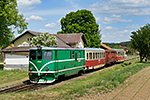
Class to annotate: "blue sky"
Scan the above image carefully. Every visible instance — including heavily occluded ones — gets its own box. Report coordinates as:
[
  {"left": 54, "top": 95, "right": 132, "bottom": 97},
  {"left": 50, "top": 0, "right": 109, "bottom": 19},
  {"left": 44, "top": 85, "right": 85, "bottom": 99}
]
[{"left": 16, "top": 0, "right": 150, "bottom": 43}]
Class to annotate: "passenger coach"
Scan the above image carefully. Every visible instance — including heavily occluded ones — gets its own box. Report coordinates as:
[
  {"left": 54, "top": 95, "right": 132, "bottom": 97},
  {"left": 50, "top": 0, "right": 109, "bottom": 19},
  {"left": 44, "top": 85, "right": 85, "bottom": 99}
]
[
  {"left": 84, "top": 48, "right": 105, "bottom": 70},
  {"left": 29, "top": 47, "right": 85, "bottom": 83},
  {"left": 112, "top": 49, "right": 125, "bottom": 62}
]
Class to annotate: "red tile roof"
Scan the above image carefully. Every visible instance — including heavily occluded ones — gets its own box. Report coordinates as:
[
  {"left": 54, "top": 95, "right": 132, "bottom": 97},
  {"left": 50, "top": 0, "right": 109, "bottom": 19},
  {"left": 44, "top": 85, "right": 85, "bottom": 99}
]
[{"left": 100, "top": 43, "right": 112, "bottom": 50}]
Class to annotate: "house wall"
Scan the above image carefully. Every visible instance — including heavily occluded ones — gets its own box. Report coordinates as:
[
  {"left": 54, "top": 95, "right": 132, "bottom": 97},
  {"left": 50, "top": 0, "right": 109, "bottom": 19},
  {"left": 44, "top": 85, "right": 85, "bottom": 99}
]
[
  {"left": 76, "top": 39, "right": 84, "bottom": 48},
  {"left": 4, "top": 52, "right": 29, "bottom": 70},
  {"left": 71, "top": 39, "right": 84, "bottom": 48},
  {"left": 14, "top": 33, "right": 34, "bottom": 47}
]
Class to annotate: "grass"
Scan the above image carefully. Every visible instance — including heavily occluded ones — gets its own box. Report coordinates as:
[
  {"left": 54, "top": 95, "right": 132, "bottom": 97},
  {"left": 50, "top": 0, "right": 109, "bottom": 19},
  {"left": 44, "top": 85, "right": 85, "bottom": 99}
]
[
  {"left": 0, "top": 70, "right": 28, "bottom": 85},
  {"left": 0, "top": 60, "right": 3, "bottom": 62},
  {"left": 0, "top": 59, "right": 150, "bottom": 100}
]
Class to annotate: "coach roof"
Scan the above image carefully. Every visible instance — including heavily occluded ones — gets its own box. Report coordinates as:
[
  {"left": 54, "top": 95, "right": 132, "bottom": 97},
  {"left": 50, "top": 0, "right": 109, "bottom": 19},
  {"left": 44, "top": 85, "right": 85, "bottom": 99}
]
[
  {"left": 30, "top": 47, "right": 85, "bottom": 51},
  {"left": 84, "top": 48, "right": 105, "bottom": 51}
]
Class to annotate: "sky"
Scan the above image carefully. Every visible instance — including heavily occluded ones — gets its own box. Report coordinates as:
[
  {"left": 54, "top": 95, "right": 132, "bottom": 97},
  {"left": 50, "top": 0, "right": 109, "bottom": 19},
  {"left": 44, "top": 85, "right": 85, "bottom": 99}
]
[{"left": 16, "top": 0, "right": 150, "bottom": 43}]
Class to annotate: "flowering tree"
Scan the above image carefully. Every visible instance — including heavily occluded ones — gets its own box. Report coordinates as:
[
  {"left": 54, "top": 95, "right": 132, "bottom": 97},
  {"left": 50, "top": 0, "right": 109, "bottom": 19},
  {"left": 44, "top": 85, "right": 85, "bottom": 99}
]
[{"left": 30, "top": 32, "right": 57, "bottom": 47}]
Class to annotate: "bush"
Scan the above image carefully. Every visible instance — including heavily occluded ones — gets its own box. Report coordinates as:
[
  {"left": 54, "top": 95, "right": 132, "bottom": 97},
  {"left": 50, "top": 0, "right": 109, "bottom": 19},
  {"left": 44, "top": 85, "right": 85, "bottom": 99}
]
[{"left": 0, "top": 64, "right": 3, "bottom": 70}]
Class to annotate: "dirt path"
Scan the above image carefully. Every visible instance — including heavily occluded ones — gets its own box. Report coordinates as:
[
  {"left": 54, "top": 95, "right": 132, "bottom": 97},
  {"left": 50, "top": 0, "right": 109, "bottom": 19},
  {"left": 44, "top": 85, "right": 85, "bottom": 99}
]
[{"left": 79, "top": 66, "right": 150, "bottom": 100}]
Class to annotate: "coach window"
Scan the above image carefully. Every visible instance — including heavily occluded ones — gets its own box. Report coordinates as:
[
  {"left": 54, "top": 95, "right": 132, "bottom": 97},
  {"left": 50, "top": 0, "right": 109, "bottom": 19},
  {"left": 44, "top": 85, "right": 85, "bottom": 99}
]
[
  {"left": 93, "top": 53, "right": 95, "bottom": 59},
  {"left": 89, "top": 53, "right": 92, "bottom": 59},
  {"left": 73, "top": 51, "right": 74, "bottom": 58},
  {"left": 75, "top": 53, "right": 77, "bottom": 61},
  {"left": 96, "top": 53, "right": 97, "bottom": 59},
  {"left": 87, "top": 53, "right": 88, "bottom": 59},
  {"left": 100, "top": 53, "right": 102, "bottom": 58},
  {"left": 104, "top": 53, "right": 105, "bottom": 58},
  {"left": 44, "top": 51, "right": 52, "bottom": 60},
  {"left": 118, "top": 52, "right": 120, "bottom": 56}
]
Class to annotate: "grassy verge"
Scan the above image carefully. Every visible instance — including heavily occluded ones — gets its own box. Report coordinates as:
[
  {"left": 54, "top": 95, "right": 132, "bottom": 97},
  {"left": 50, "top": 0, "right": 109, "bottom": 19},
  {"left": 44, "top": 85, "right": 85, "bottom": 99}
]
[
  {"left": 1, "top": 59, "right": 150, "bottom": 100},
  {"left": 0, "top": 70, "right": 28, "bottom": 86}
]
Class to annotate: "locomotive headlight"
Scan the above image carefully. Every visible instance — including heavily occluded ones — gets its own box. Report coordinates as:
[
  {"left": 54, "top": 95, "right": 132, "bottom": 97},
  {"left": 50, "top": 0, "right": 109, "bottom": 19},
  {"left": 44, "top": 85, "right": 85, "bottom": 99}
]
[
  {"left": 30, "top": 67, "right": 33, "bottom": 71},
  {"left": 46, "top": 67, "right": 49, "bottom": 71}
]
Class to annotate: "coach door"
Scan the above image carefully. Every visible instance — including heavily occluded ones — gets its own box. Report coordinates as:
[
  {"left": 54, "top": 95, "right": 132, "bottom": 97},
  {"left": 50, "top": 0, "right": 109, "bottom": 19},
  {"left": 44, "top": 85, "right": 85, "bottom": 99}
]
[{"left": 55, "top": 50, "right": 58, "bottom": 71}]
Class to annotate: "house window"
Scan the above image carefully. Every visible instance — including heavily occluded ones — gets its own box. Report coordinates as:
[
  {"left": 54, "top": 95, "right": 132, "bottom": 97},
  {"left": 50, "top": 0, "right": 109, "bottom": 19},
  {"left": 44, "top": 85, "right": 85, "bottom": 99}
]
[{"left": 27, "top": 38, "right": 32, "bottom": 41}]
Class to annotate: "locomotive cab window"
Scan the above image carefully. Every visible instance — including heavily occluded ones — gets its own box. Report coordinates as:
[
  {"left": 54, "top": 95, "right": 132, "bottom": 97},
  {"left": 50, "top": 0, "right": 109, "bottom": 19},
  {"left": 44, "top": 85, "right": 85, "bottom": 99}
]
[
  {"left": 30, "top": 50, "right": 36, "bottom": 60},
  {"left": 44, "top": 51, "right": 52, "bottom": 60},
  {"left": 37, "top": 51, "right": 42, "bottom": 60}
]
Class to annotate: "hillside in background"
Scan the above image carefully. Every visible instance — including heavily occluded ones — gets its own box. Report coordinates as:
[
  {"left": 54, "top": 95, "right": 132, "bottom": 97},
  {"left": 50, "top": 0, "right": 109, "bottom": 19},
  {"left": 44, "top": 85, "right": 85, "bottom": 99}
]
[{"left": 103, "top": 41, "right": 130, "bottom": 49}]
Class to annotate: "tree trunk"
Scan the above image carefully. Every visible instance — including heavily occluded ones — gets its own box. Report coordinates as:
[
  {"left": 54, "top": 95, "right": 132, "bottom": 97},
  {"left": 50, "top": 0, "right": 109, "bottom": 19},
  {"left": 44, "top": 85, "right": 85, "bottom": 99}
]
[{"left": 140, "top": 55, "right": 144, "bottom": 62}]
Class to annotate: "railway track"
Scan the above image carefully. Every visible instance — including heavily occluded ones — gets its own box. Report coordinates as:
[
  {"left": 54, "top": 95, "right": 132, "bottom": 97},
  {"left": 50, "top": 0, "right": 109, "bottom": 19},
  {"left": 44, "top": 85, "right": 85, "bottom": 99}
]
[
  {"left": 0, "top": 81, "right": 49, "bottom": 94},
  {"left": 124, "top": 56, "right": 139, "bottom": 62}
]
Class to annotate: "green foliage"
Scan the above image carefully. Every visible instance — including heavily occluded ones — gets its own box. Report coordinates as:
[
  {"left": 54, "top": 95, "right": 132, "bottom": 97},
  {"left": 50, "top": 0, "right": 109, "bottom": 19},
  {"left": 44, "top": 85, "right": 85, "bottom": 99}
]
[
  {"left": 0, "top": 64, "right": 3, "bottom": 70},
  {"left": 130, "top": 23, "right": 150, "bottom": 62},
  {"left": 30, "top": 32, "right": 57, "bottom": 47},
  {"left": 58, "top": 9, "right": 101, "bottom": 48},
  {"left": 103, "top": 41, "right": 130, "bottom": 48},
  {"left": 0, "top": 0, "right": 28, "bottom": 49}
]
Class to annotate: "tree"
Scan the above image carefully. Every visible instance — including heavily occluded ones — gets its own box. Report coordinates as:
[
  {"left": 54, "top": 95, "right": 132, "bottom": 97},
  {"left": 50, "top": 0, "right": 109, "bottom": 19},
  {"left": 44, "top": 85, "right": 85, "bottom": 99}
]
[
  {"left": 130, "top": 23, "right": 150, "bottom": 62},
  {"left": 0, "top": 0, "right": 28, "bottom": 49},
  {"left": 57, "top": 9, "right": 101, "bottom": 48},
  {"left": 30, "top": 32, "right": 57, "bottom": 47}
]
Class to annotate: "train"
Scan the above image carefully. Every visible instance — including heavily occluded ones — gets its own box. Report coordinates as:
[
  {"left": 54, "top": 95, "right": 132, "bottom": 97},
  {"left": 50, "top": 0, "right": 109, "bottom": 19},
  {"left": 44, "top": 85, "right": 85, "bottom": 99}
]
[{"left": 29, "top": 47, "right": 125, "bottom": 83}]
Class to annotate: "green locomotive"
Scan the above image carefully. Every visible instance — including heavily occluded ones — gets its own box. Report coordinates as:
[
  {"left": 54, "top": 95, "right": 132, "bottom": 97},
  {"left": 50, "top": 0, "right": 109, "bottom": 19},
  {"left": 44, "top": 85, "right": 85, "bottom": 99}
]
[{"left": 29, "top": 47, "right": 85, "bottom": 83}]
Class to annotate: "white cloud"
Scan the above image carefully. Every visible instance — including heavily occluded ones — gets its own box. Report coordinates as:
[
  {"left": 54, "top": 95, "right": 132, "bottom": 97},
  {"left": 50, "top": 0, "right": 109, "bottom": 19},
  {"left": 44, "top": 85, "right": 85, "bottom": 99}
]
[
  {"left": 65, "top": 0, "right": 78, "bottom": 8},
  {"left": 44, "top": 19, "right": 61, "bottom": 29},
  {"left": 144, "top": 17, "right": 150, "bottom": 22},
  {"left": 45, "top": 23, "right": 56, "bottom": 28},
  {"left": 103, "top": 14, "right": 133, "bottom": 24},
  {"left": 105, "top": 26, "right": 118, "bottom": 30},
  {"left": 126, "top": 24, "right": 141, "bottom": 29},
  {"left": 17, "top": 0, "right": 42, "bottom": 11},
  {"left": 89, "top": 0, "right": 150, "bottom": 16},
  {"left": 101, "top": 29, "right": 131, "bottom": 43},
  {"left": 26, "top": 15, "right": 47, "bottom": 21}
]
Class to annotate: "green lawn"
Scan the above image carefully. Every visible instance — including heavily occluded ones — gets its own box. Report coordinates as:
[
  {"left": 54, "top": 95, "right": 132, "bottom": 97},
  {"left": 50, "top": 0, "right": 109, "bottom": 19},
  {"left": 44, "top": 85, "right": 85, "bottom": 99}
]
[
  {"left": 0, "top": 70, "right": 28, "bottom": 85},
  {"left": 0, "top": 59, "right": 150, "bottom": 100}
]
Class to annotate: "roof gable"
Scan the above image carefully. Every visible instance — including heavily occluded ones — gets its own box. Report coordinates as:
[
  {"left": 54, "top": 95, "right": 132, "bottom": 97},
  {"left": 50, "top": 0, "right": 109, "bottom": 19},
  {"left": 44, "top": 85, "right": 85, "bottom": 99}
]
[
  {"left": 12, "top": 30, "right": 43, "bottom": 43},
  {"left": 56, "top": 33, "right": 87, "bottom": 45}
]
